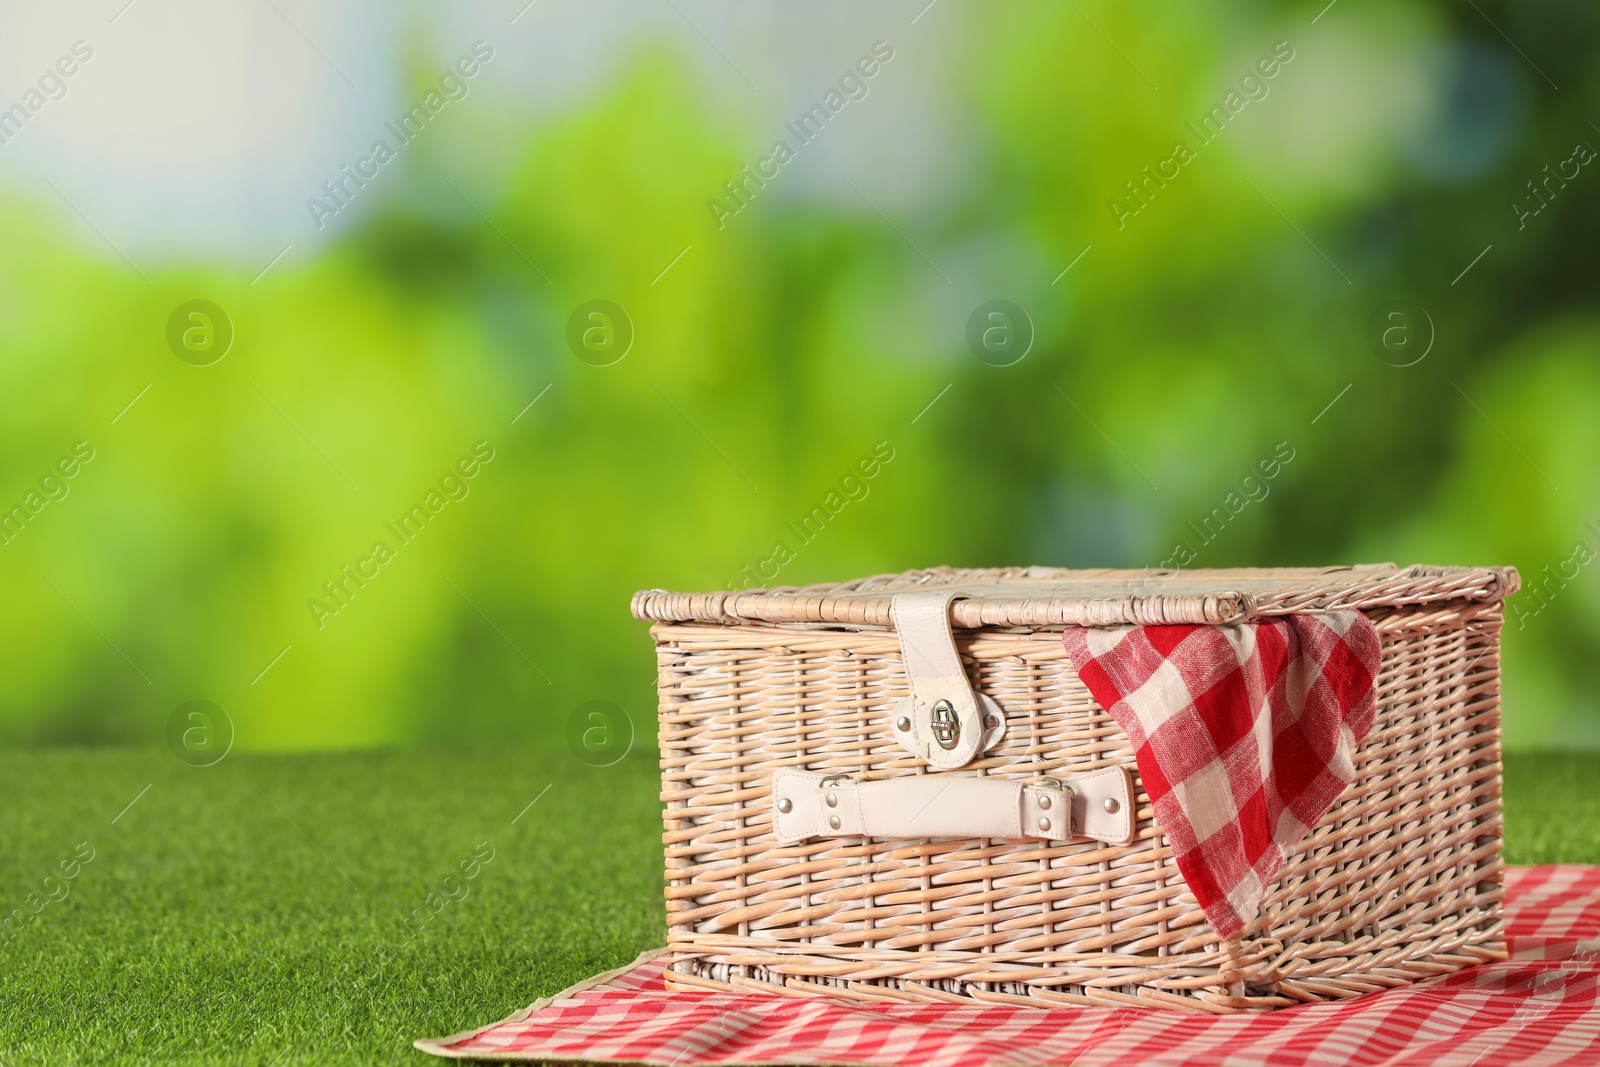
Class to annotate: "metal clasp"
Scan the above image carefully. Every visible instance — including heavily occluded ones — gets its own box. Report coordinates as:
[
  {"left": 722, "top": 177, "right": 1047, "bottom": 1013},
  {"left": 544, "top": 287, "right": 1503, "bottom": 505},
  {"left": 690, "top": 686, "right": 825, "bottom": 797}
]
[
  {"left": 930, "top": 699, "right": 961, "bottom": 750},
  {"left": 1033, "top": 777, "right": 1074, "bottom": 800},
  {"left": 891, "top": 591, "right": 984, "bottom": 769}
]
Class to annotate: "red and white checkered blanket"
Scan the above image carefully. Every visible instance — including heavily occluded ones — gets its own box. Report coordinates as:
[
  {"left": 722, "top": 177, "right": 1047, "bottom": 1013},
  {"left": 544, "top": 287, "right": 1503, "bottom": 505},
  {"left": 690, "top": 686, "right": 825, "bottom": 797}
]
[
  {"left": 1060, "top": 610, "right": 1382, "bottom": 938},
  {"left": 416, "top": 866, "right": 1600, "bottom": 1066}
]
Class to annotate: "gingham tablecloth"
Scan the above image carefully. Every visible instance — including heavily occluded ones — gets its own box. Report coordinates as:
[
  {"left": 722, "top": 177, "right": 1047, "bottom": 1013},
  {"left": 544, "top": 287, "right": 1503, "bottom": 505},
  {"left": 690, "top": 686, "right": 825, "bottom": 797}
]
[{"left": 416, "top": 865, "right": 1600, "bottom": 1067}]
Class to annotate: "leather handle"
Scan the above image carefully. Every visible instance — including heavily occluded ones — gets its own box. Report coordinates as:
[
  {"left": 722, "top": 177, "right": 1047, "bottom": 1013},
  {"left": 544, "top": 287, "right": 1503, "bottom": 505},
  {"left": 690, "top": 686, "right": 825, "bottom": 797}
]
[
  {"left": 891, "top": 591, "right": 986, "bottom": 769},
  {"left": 772, "top": 766, "right": 1134, "bottom": 845}
]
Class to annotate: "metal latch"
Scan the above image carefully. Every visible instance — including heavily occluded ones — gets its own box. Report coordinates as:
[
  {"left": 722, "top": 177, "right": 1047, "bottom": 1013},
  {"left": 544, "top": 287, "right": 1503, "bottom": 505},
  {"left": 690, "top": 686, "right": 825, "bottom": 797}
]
[
  {"left": 889, "top": 591, "right": 1005, "bottom": 770},
  {"left": 931, "top": 699, "right": 960, "bottom": 749}
]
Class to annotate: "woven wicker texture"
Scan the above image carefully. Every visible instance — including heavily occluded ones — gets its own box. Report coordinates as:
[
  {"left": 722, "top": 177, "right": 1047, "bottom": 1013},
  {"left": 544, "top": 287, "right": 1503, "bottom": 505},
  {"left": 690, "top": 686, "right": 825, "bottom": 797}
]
[
  {"left": 642, "top": 566, "right": 1516, "bottom": 1012},
  {"left": 633, "top": 563, "right": 1516, "bottom": 629}
]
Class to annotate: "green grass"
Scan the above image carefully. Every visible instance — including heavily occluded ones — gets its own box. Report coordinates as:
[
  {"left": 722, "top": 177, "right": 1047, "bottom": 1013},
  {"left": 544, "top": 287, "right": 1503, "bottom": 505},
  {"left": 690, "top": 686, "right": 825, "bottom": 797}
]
[
  {"left": 0, "top": 749, "right": 663, "bottom": 1066},
  {"left": 0, "top": 750, "right": 1594, "bottom": 1066},
  {"left": 1501, "top": 752, "right": 1600, "bottom": 865}
]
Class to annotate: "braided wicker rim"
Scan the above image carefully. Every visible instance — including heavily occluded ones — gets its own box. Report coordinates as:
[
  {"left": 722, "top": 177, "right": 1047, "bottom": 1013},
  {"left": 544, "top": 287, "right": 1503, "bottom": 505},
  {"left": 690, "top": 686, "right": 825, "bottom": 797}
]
[{"left": 633, "top": 563, "right": 1519, "bottom": 629}]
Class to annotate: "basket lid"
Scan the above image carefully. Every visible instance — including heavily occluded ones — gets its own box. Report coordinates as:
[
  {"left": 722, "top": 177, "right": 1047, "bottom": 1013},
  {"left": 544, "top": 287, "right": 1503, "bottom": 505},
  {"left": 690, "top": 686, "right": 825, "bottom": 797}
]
[{"left": 631, "top": 563, "right": 1519, "bottom": 629}]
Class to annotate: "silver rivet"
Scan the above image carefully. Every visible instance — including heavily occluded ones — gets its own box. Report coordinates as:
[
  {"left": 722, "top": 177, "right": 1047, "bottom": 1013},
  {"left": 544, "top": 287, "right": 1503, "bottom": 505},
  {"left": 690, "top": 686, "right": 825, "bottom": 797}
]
[
  {"left": 1038, "top": 817, "right": 1051, "bottom": 832},
  {"left": 984, "top": 714, "right": 999, "bottom": 729},
  {"left": 895, "top": 716, "right": 911, "bottom": 732},
  {"left": 825, "top": 793, "right": 838, "bottom": 808},
  {"left": 1038, "top": 794, "right": 1051, "bottom": 810},
  {"left": 1103, "top": 798, "right": 1120, "bottom": 814},
  {"left": 777, "top": 798, "right": 792, "bottom": 814},
  {"left": 828, "top": 815, "right": 841, "bottom": 830}
]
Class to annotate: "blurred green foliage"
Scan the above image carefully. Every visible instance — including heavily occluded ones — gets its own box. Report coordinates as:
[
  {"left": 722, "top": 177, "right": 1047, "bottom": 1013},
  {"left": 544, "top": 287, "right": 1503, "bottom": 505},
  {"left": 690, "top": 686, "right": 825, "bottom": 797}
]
[{"left": 1, "top": 4, "right": 1597, "bottom": 751}]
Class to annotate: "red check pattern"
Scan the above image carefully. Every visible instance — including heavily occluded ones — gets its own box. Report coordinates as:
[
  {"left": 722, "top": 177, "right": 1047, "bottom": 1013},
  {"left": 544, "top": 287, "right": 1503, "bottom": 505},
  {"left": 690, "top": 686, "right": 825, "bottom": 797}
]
[
  {"left": 415, "top": 866, "right": 1600, "bottom": 1066},
  {"left": 1060, "top": 610, "right": 1382, "bottom": 938}
]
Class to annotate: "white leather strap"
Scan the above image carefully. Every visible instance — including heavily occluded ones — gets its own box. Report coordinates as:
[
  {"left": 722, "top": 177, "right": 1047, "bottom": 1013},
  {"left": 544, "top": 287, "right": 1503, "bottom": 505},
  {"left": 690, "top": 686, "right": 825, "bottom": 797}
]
[
  {"left": 891, "top": 592, "right": 986, "bottom": 769},
  {"left": 772, "top": 766, "right": 1134, "bottom": 845}
]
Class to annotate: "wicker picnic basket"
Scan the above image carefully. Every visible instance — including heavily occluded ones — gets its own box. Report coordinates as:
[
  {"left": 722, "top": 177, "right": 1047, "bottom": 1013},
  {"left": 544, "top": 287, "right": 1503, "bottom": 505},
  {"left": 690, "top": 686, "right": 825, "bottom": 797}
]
[{"left": 631, "top": 563, "right": 1519, "bottom": 1012}]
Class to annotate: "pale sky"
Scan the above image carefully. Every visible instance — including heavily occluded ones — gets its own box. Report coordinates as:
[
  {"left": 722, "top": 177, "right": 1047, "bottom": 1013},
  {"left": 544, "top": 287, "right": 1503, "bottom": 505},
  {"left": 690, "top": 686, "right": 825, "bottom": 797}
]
[{"left": 0, "top": 0, "right": 967, "bottom": 272}]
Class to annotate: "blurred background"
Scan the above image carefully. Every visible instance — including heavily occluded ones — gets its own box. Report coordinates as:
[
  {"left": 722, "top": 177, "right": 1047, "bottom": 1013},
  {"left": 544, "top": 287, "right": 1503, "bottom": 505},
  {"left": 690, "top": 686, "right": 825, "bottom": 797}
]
[{"left": 0, "top": 0, "right": 1595, "bottom": 754}]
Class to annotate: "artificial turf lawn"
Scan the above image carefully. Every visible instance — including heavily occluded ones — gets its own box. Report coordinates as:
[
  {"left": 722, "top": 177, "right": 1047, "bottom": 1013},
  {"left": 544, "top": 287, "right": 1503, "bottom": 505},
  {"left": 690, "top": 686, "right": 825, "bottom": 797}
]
[{"left": 0, "top": 750, "right": 1594, "bottom": 1066}]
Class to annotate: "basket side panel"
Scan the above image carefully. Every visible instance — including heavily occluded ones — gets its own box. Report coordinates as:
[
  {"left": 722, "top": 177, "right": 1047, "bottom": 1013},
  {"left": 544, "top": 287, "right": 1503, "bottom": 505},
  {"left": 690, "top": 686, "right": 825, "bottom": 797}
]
[
  {"left": 1253, "top": 604, "right": 1506, "bottom": 998},
  {"left": 654, "top": 626, "right": 1223, "bottom": 1004}
]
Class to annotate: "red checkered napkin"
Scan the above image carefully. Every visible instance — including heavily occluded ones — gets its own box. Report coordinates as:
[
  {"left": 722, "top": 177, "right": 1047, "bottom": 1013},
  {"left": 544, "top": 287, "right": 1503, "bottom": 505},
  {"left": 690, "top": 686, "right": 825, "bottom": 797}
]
[
  {"left": 415, "top": 866, "right": 1600, "bottom": 1066},
  {"left": 1061, "top": 610, "right": 1381, "bottom": 938}
]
